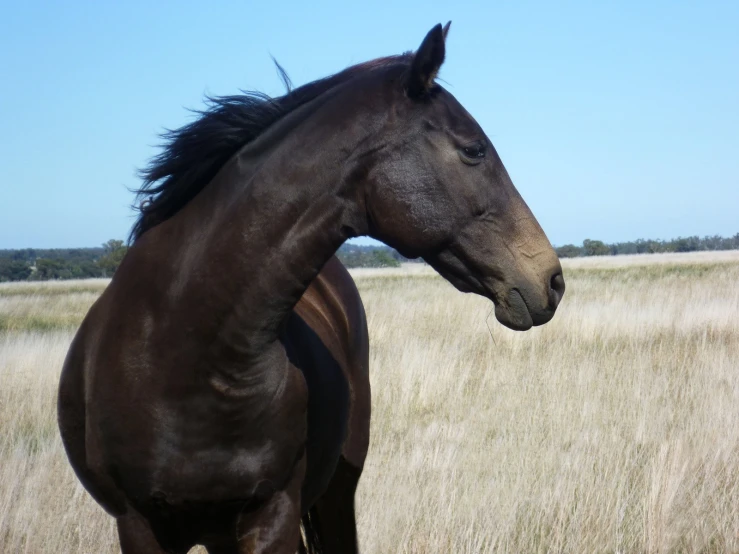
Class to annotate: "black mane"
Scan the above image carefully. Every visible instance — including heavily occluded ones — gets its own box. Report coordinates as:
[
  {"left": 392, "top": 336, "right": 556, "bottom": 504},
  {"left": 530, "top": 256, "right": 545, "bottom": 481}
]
[{"left": 130, "top": 55, "right": 412, "bottom": 243}]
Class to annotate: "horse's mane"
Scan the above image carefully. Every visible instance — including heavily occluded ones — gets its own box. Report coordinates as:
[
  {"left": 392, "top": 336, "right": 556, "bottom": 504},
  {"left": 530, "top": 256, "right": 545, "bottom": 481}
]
[{"left": 129, "top": 55, "right": 412, "bottom": 243}]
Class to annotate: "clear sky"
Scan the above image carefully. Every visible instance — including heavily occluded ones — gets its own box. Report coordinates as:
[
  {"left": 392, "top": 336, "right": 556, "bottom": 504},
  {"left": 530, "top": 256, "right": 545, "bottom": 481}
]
[{"left": 1, "top": 0, "right": 737, "bottom": 249}]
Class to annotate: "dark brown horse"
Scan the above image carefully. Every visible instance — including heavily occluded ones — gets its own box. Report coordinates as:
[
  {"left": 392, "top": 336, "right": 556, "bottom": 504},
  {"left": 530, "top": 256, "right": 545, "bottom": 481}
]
[{"left": 58, "top": 23, "right": 564, "bottom": 553}]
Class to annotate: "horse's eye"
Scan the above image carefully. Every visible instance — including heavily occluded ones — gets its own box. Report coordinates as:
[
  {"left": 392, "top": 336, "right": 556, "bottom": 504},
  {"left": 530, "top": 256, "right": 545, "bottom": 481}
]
[{"left": 460, "top": 142, "right": 486, "bottom": 164}]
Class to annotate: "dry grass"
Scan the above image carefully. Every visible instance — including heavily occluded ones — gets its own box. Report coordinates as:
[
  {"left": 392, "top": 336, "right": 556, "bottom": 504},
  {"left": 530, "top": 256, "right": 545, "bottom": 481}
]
[
  {"left": 1, "top": 254, "right": 738, "bottom": 553},
  {"left": 0, "top": 279, "right": 107, "bottom": 333}
]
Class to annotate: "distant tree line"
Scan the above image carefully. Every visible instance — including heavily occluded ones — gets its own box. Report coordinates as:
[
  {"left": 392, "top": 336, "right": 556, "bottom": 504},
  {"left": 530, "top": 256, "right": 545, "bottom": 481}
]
[
  {"left": 335, "top": 244, "right": 406, "bottom": 268},
  {"left": 555, "top": 233, "right": 739, "bottom": 258},
  {"left": 2, "top": 233, "right": 737, "bottom": 282},
  {"left": 0, "top": 241, "right": 409, "bottom": 282},
  {"left": 0, "top": 240, "right": 128, "bottom": 282}
]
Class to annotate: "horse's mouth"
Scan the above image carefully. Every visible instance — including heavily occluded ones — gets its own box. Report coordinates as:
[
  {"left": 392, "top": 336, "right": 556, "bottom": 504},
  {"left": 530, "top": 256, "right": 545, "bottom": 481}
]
[
  {"left": 493, "top": 288, "right": 534, "bottom": 331},
  {"left": 424, "top": 249, "right": 545, "bottom": 331}
]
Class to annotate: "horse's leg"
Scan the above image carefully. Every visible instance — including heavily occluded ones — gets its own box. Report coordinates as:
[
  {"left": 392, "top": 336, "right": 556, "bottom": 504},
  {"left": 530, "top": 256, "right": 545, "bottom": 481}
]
[
  {"left": 300, "top": 312, "right": 370, "bottom": 554},
  {"left": 227, "top": 455, "right": 306, "bottom": 554},
  {"left": 116, "top": 509, "right": 179, "bottom": 554},
  {"left": 301, "top": 314, "right": 370, "bottom": 554},
  {"left": 302, "top": 455, "right": 362, "bottom": 554}
]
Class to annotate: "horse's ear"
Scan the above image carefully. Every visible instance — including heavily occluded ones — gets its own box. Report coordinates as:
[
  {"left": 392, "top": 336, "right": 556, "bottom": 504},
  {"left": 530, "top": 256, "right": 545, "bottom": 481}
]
[{"left": 407, "top": 22, "right": 451, "bottom": 99}]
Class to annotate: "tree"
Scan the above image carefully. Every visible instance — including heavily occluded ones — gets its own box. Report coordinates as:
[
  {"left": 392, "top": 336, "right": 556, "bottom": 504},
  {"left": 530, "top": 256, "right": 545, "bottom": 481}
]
[
  {"left": 582, "top": 239, "right": 610, "bottom": 257},
  {"left": 35, "top": 258, "right": 71, "bottom": 280},
  {"left": 97, "top": 239, "right": 128, "bottom": 276},
  {"left": 371, "top": 250, "right": 401, "bottom": 268},
  {"left": 555, "top": 244, "right": 583, "bottom": 258},
  {"left": 673, "top": 236, "right": 702, "bottom": 252},
  {"left": 0, "top": 258, "right": 32, "bottom": 281}
]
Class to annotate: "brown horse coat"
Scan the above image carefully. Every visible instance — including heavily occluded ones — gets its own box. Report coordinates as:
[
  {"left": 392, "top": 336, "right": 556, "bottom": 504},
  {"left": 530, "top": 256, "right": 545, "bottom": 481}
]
[{"left": 58, "top": 23, "right": 563, "bottom": 553}]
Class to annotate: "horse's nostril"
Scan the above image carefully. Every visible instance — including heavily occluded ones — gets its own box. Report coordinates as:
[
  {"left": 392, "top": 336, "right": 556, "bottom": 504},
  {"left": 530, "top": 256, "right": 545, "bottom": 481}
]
[{"left": 549, "top": 272, "right": 565, "bottom": 309}]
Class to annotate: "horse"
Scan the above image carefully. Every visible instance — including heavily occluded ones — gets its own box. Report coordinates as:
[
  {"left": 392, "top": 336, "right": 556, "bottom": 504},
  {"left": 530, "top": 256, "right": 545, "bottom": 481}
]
[{"left": 58, "top": 22, "right": 564, "bottom": 553}]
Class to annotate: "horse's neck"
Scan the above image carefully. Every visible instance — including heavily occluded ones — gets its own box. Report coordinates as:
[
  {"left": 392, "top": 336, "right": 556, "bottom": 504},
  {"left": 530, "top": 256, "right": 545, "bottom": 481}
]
[{"left": 189, "top": 110, "right": 369, "bottom": 367}]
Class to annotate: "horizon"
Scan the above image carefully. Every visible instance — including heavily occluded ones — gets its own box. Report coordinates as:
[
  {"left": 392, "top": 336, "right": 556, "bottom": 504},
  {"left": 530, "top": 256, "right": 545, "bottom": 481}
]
[
  {"left": 2, "top": 1, "right": 737, "bottom": 249},
  {"left": 2, "top": 230, "right": 738, "bottom": 252}
]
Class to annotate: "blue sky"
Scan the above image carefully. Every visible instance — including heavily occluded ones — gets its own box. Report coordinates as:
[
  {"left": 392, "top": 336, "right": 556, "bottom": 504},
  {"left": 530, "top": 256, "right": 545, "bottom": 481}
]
[{"left": 1, "top": 0, "right": 737, "bottom": 249}]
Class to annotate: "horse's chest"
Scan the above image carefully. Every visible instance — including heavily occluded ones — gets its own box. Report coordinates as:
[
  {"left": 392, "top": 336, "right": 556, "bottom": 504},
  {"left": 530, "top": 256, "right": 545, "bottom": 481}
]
[{"left": 102, "top": 357, "right": 309, "bottom": 507}]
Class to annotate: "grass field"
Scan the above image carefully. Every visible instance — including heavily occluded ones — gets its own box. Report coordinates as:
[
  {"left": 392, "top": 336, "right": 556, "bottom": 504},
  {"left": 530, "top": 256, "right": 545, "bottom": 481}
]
[{"left": 1, "top": 251, "right": 738, "bottom": 553}]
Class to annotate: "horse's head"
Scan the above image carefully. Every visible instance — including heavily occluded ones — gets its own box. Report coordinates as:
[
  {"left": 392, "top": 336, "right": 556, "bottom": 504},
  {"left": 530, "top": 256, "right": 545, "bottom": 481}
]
[{"left": 362, "top": 23, "right": 564, "bottom": 330}]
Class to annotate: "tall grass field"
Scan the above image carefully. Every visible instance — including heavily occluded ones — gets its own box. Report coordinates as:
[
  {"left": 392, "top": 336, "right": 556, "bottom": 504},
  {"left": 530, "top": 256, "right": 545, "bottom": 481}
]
[{"left": 1, "top": 251, "right": 738, "bottom": 553}]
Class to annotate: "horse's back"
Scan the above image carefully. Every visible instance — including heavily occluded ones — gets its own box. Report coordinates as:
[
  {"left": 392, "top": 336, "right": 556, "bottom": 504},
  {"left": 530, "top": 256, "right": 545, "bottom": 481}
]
[
  {"left": 294, "top": 257, "right": 369, "bottom": 380},
  {"left": 289, "top": 256, "right": 370, "bottom": 509},
  {"left": 295, "top": 256, "right": 369, "bottom": 462}
]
